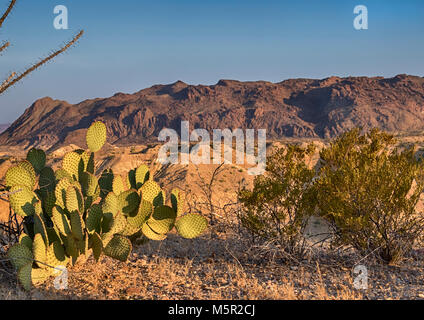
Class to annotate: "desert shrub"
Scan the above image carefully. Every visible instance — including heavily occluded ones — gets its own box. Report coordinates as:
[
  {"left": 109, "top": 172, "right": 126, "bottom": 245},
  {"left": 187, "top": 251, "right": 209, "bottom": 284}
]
[
  {"left": 5, "top": 121, "right": 208, "bottom": 290},
  {"left": 314, "top": 128, "right": 424, "bottom": 264},
  {"left": 238, "top": 144, "right": 316, "bottom": 259}
]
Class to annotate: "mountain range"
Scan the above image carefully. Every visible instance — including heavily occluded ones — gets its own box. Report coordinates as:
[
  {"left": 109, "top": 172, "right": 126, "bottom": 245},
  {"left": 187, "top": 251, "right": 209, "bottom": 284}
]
[
  {"left": 0, "top": 124, "right": 9, "bottom": 134},
  {"left": 1, "top": 74, "right": 424, "bottom": 150}
]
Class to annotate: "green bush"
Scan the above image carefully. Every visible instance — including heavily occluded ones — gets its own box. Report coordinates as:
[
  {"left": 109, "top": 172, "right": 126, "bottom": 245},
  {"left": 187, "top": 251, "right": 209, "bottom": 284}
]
[
  {"left": 238, "top": 144, "right": 316, "bottom": 258},
  {"left": 314, "top": 128, "right": 424, "bottom": 264},
  {"left": 5, "top": 121, "right": 208, "bottom": 290}
]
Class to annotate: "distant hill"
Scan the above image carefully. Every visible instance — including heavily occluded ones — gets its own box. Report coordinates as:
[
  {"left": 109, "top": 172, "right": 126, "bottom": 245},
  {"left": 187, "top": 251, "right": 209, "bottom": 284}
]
[
  {"left": 0, "top": 124, "right": 9, "bottom": 134},
  {"left": 1, "top": 74, "right": 424, "bottom": 149}
]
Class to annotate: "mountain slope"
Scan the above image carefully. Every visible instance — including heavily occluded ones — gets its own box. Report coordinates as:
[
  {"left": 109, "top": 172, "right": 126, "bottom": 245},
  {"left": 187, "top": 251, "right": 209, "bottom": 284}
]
[
  {"left": 0, "top": 124, "right": 9, "bottom": 133},
  {"left": 1, "top": 74, "right": 424, "bottom": 149}
]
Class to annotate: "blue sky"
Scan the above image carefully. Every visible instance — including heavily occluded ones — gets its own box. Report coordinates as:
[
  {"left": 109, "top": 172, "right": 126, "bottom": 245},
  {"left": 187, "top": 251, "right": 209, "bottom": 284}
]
[{"left": 1, "top": 0, "right": 423, "bottom": 122}]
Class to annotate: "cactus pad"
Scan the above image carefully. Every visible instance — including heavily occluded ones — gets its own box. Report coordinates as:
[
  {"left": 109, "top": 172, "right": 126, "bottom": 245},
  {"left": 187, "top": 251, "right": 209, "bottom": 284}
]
[
  {"left": 17, "top": 161, "right": 36, "bottom": 187},
  {"left": 127, "top": 199, "right": 152, "bottom": 228},
  {"left": 135, "top": 165, "right": 150, "bottom": 189},
  {"left": 9, "top": 185, "right": 38, "bottom": 217},
  {"left": 147, "top": 205, "right": 176, "bottom": 235},
  {"left": 52, "top": 206, "right": 72, "bottom": 236},
  {"left": 80, "top": 172, "right": 99, "bottom": 198},
  {"left": 141, "top": 223, "right": 167, "bottom": 241},
  {"left": 62, "top": 151, "right": 83, "bottom": 181},
  {"left": 86, "top": 204, "right": 103, "bottom": 234},
  {"left": 140, "top": 180, "right": 162, "bottom": 204},
  {"left": 171, "top": 188, "right": 186, "bottom": 217},
  {"left": 5, "top": 165, "right": 34, "bottom": 190},
  {"left": 70, "top": 211, "right": 85, "bottom": 241},
  {"left": 102, "top": 192, "right": 119, "bottom": 216},
  {"left": 175, "top": 214, "right": 208, "bottom": 239},
  {"left": 118, "top": 189, "right": 140, "bottom": 216},
  {"left": 19, "top": 233, "right": 33, "bottom": 251},
  {"left": 33, "top": 233, "right": 47, "bottom": 269},
  {"left": 8, "top": 243, "right": 33, "bottom": 270},
  {"left": 112, "top": 175, "right": 126, "bottom": 195},
  {"left": 17, "top": 263, "right": 33, "bottom": 291},
  {"left": 90, "top": 232, "right": 103, "bottom": 262},
  {"left": 26, "top": 148, "right": 46, "bottom": 173},
  {"left": 55, "top": 178, "right": 72, "bottom": 208},
  {"left": 86, "top": 121, "right": 107, "bottom": 152},
  {"left": 104, "top": 235, "right": 132, "bottom": 262},
  {"left": 65, "top": 186, "right": 84, "bottom": 213}
]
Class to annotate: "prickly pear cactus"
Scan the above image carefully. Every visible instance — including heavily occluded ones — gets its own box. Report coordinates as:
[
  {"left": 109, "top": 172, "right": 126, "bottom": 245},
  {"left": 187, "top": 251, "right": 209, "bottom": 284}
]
[{"left": 5, "top": 121, "right": 208, "bottom": 291}]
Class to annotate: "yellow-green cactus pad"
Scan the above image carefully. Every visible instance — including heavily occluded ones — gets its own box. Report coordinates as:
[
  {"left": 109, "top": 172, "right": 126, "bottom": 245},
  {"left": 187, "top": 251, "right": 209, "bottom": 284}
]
[
  {"left": 112, "top": 175, "right": 126, "bottom": 195},
  {"left": 127, "top": 169, "right": 137, "bottom": 190},
  {"left": 90, "top": 232, "right": 103, "bottom": 262},
  {"left": 102, "top": 192, "right": 119, "bottom": 216},
  {"left": 65, "top": 236, "right": 79, "bottom": 260},
  {"left": 171, "top": 188, "right": 186, "bottom": 217},
  {"left": 17, "top": 263, "right": 33, "bottom": 291},
  {"left": 41, "top": 191, "right": 56, "bottom": 217},
  {"left": 26, "top": 148, "right": 46, "bottom": 173},
  {"left": 81, "top": 151, "right": 95, "bottom": 174},
  {"left": 52, "top": 206, "right": 72, "bottom": 236},
  {"left": 39, "top": 167, "right": 56, "bottom": 193},
  {"left": 5, "top": 166, "right": 34, "bottom": 190},
  {"left": 86, "top": 204, "right": 103, "bottom": 234},
  {"left": 120, "top": 222, "right": 142, "bottom": 237},
  {"left": 118, "top": 189, "right": 140, "bottom": 216},
  {"left": 104, "top": 235, "right": 132, "bottom": 262},
  {"left": 70, "top": 211, "right": 85, "bottom": 241},
  {"left": 33, "top": 233, "right": 47, "bottom": 269},
  {"left": 46, "top": 228, "right": 62, "bottom": 245},
  {"left": 9, "top": 186, "right": 38, "bottom": 217},
  {"left": 19, "top": 233, "right": 33, "bottom": 251},
  {"left": 62, "top": 151, "right": 83, "bottom": 181},
  {"left": 86, "top": 121, "right": 107, "bottom": 153},
  {"left": 135, "top": 165, "right": 150, "bottom": 189},
  {"left": 31, "top": 267, "right": 51, "bottom": 287},
  {"left": 34, "top": 212, "right": 48, "bottom": 243},
  {"left": 140, "top": 180, "right": 162, "bottom": 204},
  {"left": 55, "top": 169, "right": 71, "bottom": 181},
  {"left": 99, "top": 169, "right": 114, "bottom": 198},
  {"left": 147, "top": 205, "right": 176, "bottom": 235},
  {"left": 175, "top": 214, "right": 208, "bottom": 239},
  {"left": 127, "top": 199, "right": 152, "bottom": 228},
  {"left": 55, "top": 178, "right": 72, "bottom": 208},
  {"left": 110, "top": 211, "right": 127, "bottom": 235},
  {"left": 46, "top": 241, "right": 67, "bottom": 269},
  {"left": 142, "top": 223, "right": 167, "bottom": 241},
  {"left": 17, "top": 161, "right": 36, "bottom": 187},
  {"left": 65, "top": 186, "right": 84, "bottom": 213},
  {"left": 8, "top": 243, "right": 33, "bottom": 270},
  {"left": 80, "top": 172, "right": 99, "bottom": 198}
]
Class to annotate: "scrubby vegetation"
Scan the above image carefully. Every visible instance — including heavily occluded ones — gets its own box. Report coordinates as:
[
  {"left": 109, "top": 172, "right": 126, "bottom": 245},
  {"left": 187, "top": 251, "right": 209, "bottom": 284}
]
[
  {"left": 238, "top": 144, "right": 316, "bottom": 259},
  {"left": 238, "top": 128, "right": 424, "bottom": 265},
  {"left": 314, "top": 129, "right": 424, "bottom": 264},
  {"left": 4, "top": 122, "right": 208, "bottom": 290}
]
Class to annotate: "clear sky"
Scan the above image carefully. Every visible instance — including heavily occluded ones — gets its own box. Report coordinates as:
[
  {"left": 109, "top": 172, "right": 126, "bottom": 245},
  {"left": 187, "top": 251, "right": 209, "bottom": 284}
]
[{"left": 0, "top": 0, "right": 423, "bottom": 122}]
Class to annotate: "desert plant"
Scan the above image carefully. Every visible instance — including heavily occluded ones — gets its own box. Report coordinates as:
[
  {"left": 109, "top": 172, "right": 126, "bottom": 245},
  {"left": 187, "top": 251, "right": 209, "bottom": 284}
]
[
  {"left": 238, "top": 144, "right": 316, "bottom": 259},
  {"left": 314, "top": 128, "right": 424, "bottom": 264},
  {"left": 0, "top": 0, "right": 83, "bottom": 95},
  {"left": 5, "top": 121, "right": 208, "bottom": 290}
]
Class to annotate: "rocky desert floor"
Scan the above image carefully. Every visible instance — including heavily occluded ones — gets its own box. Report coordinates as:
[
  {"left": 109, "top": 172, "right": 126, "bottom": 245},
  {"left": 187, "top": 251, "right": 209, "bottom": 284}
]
[{"left": 0, "top": 139, "right": 424, "bottom": 300}]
